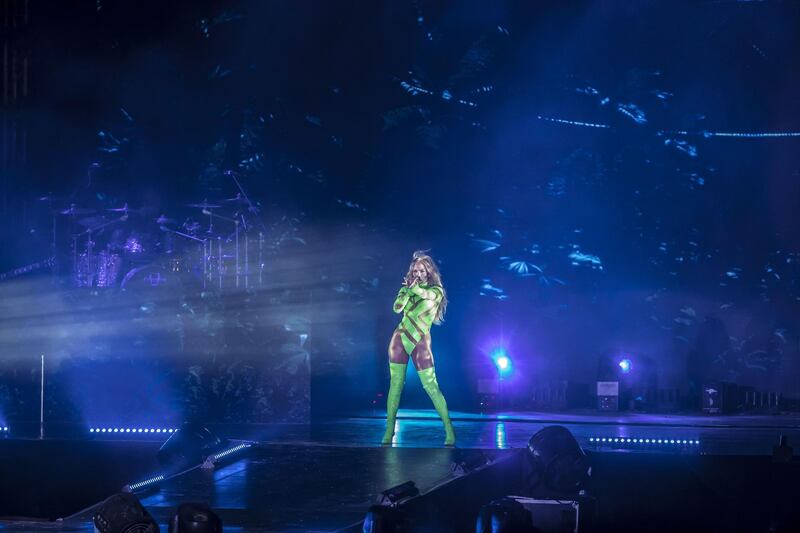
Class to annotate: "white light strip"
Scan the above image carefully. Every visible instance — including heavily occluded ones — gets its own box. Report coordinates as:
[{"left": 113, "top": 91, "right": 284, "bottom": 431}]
[
  {"left": 588, "top": 437, "right": 700, "bottom": 445},
  {"left": 128, "top": 474, "right": 165, "bottom": 491},
  {"left": 89, "top": 427, "right": 177, "bottom": 434},
  {"left": 212, "top": 443, "right": 252, "bottom": 460}
]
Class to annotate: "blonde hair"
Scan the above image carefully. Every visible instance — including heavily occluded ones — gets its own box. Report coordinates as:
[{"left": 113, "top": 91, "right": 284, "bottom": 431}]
[{"left": 403, "top": 250, "right": 448, "bottom": 324}]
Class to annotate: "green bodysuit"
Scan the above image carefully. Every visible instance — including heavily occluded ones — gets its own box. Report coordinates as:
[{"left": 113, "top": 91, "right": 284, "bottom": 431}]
[{"left": 392, "top": 284, "right": 445, "bottom": 355}]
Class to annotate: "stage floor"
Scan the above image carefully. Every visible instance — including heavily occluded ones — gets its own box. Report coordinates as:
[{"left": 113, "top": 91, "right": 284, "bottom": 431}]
[
  {"left": 1, "top": 410, "right": 798, "bottom": 531},
  {"left": 217, "top": 409, "right": 800, "bottom": 455}
]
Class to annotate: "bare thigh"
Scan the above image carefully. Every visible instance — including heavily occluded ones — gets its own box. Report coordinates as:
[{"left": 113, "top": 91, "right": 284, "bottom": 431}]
[
  {"left": 388, "top": 330, "right": 410, "bottom": 364},
  {"left": 411, "top": 334, "right": 434, "bottom": 370}
]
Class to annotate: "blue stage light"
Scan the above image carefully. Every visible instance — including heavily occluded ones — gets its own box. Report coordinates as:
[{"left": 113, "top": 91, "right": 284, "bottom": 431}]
[{"left": 618, "top": 358, "right": 632, "bottom": 373}]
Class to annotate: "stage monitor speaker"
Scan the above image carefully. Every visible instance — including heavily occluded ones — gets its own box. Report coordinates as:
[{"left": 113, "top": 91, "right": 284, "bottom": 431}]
[{"left": 93, "top": 492, "right": 159, "bottom": 533}]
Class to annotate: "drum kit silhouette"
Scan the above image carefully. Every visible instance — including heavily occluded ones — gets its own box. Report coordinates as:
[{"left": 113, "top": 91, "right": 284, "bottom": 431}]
[{"left": 45, "top": 190, "right": 266, "bottom": 291}]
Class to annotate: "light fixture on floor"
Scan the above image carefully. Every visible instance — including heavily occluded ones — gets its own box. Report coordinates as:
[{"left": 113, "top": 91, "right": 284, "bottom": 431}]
[
  {"left": 93, "top": 492, "right": 159, "bottom": 533},
  {"left": 363, "top": 505, "right": 409, "bottom": 532},
  {"left": 376, "top": 481, "right": 419, "bottom": 506},
  {"left": 169, "top": 502, "right": 222, "bottom": 533},
  {"left": 527, "top": 425, "right": 590, "bottom": 498},
  {"left": 475, "top": 497, "right": 534, "bottom": 533}
]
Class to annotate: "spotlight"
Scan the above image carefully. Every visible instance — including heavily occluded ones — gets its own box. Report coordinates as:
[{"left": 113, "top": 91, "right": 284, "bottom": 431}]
[
  {"left": 363, "top": 505, "right": 409, "bottom": 533},
  {"left": 618, "top": 359, "right": 632, "bottom": 374},
  {"left": 527, "top": 426, "right": 590, "bottom": 498},
  {"left": 157, "top": 422, "right": 225, "bottom": 474},
  {"left": 93, "top": 492, "right": 158, "bottom": 533},
  {"left": 491, "top": 348, "right": 513, "bottom": 378},
  {"left": 169, "top": 502, "right": 222, "bottom": 533},
  {"left": 376, "top": 481, "right": 419, "bottom": 506}
]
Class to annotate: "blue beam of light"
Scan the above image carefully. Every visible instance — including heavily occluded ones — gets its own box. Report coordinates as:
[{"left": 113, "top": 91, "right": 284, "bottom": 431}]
[{"left": 618, "top": 358, "right": 633, "bottom": 374}]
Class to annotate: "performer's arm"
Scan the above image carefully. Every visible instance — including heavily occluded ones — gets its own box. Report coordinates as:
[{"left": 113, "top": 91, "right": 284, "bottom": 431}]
[
  {"left": 393, "top": 286, "right": 411, "bottom": 313},
  {"left": 409, "top": 284, "right": 443, "bottom": 302}
]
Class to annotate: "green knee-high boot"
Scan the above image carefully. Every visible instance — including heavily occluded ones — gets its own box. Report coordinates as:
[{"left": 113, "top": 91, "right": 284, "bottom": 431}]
[
  {"left": 418, "top": 367, "right": 456, "bottom": 446},
  {"left": 382, "top": 362, "right": 407, "bottom": 445}
]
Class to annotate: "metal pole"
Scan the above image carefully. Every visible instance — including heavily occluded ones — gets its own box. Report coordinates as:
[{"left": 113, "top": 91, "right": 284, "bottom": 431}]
[
  {"left": 202, "top": 239, "right": 207, "bottom": 289},
  {"left": 218, "top": 237, "right": 223, "bottom": 289},
  {"left": 39, "top": 354, "right": 44, "bottom": 439},
  {"left": 258, "top": 232, "right": 263, "bottom": 287},
  {"left": 235, "top": 221, "right": 240, "bottom": 289},
  {"left": 244, "top": 230, "right": 249, "bottom": 289}
]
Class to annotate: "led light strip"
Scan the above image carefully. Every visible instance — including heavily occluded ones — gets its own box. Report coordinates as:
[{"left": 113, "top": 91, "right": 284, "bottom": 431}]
[
  {"left": 589, "top": 437, "right": 700, "bottom": 445},
  {"left": 128, "top": 474, "right": 165, "bottom": 491},
  {"left": 211, "top": 442, "right": 252, "bottom": 461},
  {"left": 90, "top": 427, "right": 177, "bottom": 434}
]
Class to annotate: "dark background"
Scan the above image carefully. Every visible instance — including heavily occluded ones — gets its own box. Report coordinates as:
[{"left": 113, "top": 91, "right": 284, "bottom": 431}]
[{"left": 1, "top": 0, "right": 799, "bottom": 423}]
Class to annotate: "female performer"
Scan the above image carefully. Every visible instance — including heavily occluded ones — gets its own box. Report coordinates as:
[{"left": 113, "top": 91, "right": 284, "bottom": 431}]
[{"left": 382, "top": 250, "right": 455, "bottom": 446}]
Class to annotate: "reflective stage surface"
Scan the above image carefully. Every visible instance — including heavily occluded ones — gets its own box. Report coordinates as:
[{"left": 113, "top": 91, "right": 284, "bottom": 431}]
[{"left": 1, "top": 410, "right": 798, "bottom": 531}]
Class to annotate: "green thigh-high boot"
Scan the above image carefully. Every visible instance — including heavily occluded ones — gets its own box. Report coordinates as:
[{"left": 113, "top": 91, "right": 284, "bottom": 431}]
[
  {"left": 418, "top": 367, "right": 456, "bottom": 446},
  {"left": 382, "top": 362, "right": 407, "bottom": 445}
]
